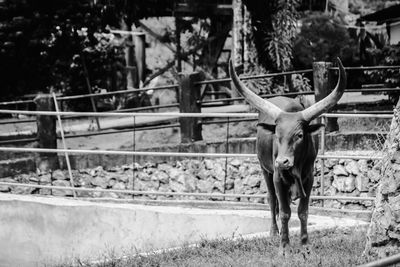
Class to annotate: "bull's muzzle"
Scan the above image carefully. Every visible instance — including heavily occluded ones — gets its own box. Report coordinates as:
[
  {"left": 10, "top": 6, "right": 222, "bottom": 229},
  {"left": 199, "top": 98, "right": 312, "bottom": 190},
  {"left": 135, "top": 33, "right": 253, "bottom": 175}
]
[{"left": 275, "top": 156, "right": 294, "bottom": 170}]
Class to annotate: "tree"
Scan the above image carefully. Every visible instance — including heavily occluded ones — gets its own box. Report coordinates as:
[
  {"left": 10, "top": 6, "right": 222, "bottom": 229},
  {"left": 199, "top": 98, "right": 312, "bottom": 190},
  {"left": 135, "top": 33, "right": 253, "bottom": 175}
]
[
  {"left": 242, "top": 0, "right": 300, "bottom": 72},
  {"left": 293, "top": 12, "right": 358, "bottom": 69},
  {"left": 0, "top": 0, "right": 125, "bottom": 110}
]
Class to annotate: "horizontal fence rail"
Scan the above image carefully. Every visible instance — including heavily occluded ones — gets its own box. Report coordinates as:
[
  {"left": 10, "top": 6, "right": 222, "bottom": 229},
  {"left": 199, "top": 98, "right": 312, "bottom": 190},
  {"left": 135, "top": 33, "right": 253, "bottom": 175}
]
[
  {"left": 0, "top": 109, "right": 394, "bottom": 119},
  {"left": 56, "top": 84, "right": 179, "bottom": 101},
  {"left": 0, "top": 181, "right": 375, "bottom": 201},
  {"left": 0, "top": 146, "right": 384, "bottom": 160},
  {"left": 195, "top": 69, "right": 314, "bottom": 85},
  {"left": 330, "top": 65, "right": 400, "bottom": 71}
]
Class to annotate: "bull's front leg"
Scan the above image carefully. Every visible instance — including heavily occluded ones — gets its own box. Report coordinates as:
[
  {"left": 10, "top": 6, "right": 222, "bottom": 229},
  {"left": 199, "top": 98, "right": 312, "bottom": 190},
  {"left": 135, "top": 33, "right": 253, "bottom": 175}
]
[
  {"left": 298, "top": 175, "right": 313, "bottom": 245},
  {"left": 274, "top": 173, "right": 291, "bottom": 252},
  {"left": 262, "top": 170, "right": 279, "bottom": 236}
]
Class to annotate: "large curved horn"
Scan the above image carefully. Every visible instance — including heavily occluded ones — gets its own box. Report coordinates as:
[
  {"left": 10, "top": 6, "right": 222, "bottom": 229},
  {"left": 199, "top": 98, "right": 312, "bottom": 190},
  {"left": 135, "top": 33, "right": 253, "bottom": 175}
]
[
  {"left": 229, "top": 59, "right": 282, "bottom": 120},
  {"left": 301, "top": 57, "right": 347, "bottom": 122}
]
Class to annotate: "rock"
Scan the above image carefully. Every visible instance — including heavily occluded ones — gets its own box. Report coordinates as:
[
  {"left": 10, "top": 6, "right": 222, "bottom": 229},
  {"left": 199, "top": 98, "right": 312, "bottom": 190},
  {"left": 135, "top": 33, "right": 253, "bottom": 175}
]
[
  {"left": 11, "top": 185, "right": 35, "bottom": 195},
  {"left": 368, "top": 169, "right": 381, "bottom": 183},
  {"left": 213, "top": 181, "right": 224, "bottom": 192},
  {"left": 108, "top": 178, "right": 117, "bottom": 188},
  {"left": 360, "top": 192, "right": 374, "bottom": 207},
  {"left": 52, "top": 180, "right": 74, "bottom": 196},
  {"left": 39, "top": 174, "right": 52, "bottom": 184},
  {"left": 109, "top": 173, "right": 129, "bottom": 183},
  {"left": 168, "top": 168, "right": 184, "bottom": 181},
  {"left": 169, "top": 180, "right": 186, "bottom": 192},
  {"left": 355, "top": 174, "right": 369, "bottom": 192},
  {"left": 210, "top": 162, "right": 225, "bottom": 181},
  {"left": 230, "top": 159, "right": 242, "bottom": 167},
  {"left": 91, "top": 176, "right": 109, "bottom": 189},
  {"left": 234, "top": 179, "right": 245, "bottom": 194},
  {"left": 29, "top": 176, "right": 39, "bottom": 182},
  {"left": 333, "top": 165, "right": 348, "bottom": 176},
  {"left": 197, "top": 179, "right": 213, "bottom": 193},
  {"left": 244, "top": 175, "right": 261, "bottom": 188},
  {"left": 358, "top": 159, "right": 369, "bottom": 173},
  {"left": 0, "top": 185, "right": 10, "bottom": 192},
  {"left": 113, "top": 182, "right": 126, "bottom": 190},
  {"left": 0, "top": 178, "right": 14, "bottom": 192},
  {"left": 225, "top": 178, "right": 235, "bottom": 190},
  {"left": 197, "top": 168, "right": 211, "bottom": 180},
  {"left": 92, "top": 186, "right": 104, "bottom": 198},
  {"left": 248, "top": 164, "right": 260, "bottom": 175},
  {"left": 332, "top": 175, "right": 355, "bottom": 192},
  {"left": 259, "top": 178, "right": 268, "bottom": 193},
  {"left": 52, "top": 170, "right": 66, "bottom": 180},
  {"left": 203, "top": 159, "right": 214, "bottom": 170},
  {"left": 39, "top": 188, "right": 52, "bottom": 195},
  {"left": 136, "top": 172, "right": 151, "bottom": 181},
  {"left": 158, "top": 163, "right": 172, "bottom": 173},
  {"left": 325, "top": 159, "right": 339, "bottom": 168},
  {"left": 153, "top": 170, "right": 169, "bottom": 183},
  {"left": 90, "top": 166, "right": 104, "bottom": 177},
  {"left": 345, "top": 160, "right": 360, "bottom": 176}
]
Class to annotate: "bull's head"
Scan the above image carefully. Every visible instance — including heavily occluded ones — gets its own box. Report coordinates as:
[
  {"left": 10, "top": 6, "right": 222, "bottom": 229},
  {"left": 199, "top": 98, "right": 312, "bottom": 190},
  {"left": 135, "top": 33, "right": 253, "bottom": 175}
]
[{"left": 229, "top": 58, "right": 346, "bottom": 170}]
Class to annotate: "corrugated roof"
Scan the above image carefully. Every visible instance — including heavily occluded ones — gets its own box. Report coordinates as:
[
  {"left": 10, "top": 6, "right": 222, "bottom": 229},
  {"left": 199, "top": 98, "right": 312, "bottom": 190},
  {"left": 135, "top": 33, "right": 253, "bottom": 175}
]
[{"left": 360, "top": 4, "right": 400, "bottom": 23}]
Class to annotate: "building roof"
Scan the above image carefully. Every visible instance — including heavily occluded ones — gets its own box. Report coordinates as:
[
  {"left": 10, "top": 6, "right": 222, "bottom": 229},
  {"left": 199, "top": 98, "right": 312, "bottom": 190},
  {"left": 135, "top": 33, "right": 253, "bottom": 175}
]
[{"left": 360, "top": 4, "right": 400, "bottom": 23}]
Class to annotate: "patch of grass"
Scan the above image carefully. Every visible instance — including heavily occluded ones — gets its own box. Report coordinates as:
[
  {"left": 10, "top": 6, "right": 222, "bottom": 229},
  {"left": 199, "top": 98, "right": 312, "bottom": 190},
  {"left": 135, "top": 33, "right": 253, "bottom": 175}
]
[{"left": 65, "top": 228, "right": 374, "bottom": 267}]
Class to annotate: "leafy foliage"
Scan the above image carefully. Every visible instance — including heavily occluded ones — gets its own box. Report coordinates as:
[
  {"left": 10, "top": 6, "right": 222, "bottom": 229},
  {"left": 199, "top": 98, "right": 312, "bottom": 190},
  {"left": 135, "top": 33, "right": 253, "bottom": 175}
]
[
  {"left": 0, "top": 0, "right": 125, "bottom": 109},
  {"left": 268, "top": 0, "right": 300, "bottom": 71},
  {"left": 368, "top": 45, "right": 400, "bottom": 86},
  {"left": 293, "top": 12, "right": 358, "bottom": 69}
]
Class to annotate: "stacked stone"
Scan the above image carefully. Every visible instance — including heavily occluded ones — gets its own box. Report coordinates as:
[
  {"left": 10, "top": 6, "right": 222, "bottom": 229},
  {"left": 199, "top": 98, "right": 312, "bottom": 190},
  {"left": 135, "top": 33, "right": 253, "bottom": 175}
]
[
  {"left": 365, "top": 107, "right": 400, "bottom": 258},
  {"left": 312, "top": 158, "right": 380, "bottom": 209},
  {"left": 0, "top": 157, "right": 382, "bottom": 210}
]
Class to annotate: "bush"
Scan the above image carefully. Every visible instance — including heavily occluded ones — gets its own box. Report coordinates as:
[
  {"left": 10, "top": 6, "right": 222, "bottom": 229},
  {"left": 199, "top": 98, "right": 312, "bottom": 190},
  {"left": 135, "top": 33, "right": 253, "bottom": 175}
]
[
  {"left": 293, "top": 12, "right": 358, "bottom": 69},
  {"left": 0, "top": 0, "right": 125, "bottom": 110}
]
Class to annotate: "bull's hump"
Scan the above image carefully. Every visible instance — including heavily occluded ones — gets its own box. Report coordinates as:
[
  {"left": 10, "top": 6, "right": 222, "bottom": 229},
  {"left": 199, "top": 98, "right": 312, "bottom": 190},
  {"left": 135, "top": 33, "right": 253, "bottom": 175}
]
[{"left": 258, "top": 97, "right": 304, "bottom": 124}]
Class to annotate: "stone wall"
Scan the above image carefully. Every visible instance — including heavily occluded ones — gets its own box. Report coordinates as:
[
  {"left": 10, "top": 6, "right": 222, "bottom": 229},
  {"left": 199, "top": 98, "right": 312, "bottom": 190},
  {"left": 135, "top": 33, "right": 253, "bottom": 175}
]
[{"left": 0, "top": 154, "right": 382, "bottom": 210}]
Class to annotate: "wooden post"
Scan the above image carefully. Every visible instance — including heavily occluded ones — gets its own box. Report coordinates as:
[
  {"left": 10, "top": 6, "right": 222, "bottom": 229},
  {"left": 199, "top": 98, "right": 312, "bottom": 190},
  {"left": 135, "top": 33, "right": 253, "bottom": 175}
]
[
  {"left": 175, "top": 17, "right": 182, "bottom": 73},
  {"left": 34, "top": 94, "right": 58, "bottom": 172},
  {"left": 178, "top": 72, "right": 203, "bottom": 143},
  {"left": 231, "top": 0, "right": 243, "bottom": 100},
  {"left": 134, "top": 32, "right": 146, "bottom": 86},
  {"left": 313, "top": 61, "right": 339, "bottom": 132}
]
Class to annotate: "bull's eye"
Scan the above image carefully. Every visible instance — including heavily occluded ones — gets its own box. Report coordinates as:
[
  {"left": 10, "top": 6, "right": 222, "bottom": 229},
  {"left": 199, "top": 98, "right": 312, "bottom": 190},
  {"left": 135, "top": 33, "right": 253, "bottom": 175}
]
[{"left": 297, "top": 133, "right": 303, "bottom": 139}]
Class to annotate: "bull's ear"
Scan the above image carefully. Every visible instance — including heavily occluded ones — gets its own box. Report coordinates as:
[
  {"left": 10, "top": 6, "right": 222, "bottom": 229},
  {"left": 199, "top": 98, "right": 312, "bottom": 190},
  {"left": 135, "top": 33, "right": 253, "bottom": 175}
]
[
  {"left": 307, "top": 123, "right": 325, "bottom": 134},
  {"left": 257, "top": 123, "right": 276, "bottom": 133}
]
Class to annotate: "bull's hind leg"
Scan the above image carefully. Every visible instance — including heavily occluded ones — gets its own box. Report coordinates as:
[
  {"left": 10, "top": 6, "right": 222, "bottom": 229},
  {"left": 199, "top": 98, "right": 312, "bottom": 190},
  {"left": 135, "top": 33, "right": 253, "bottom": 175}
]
[
  {"left": 298, "top": 176, "right": 313, "bottom": 245},
  {"left": 262, "top": 170, "right": 279, "bottom": 236}
]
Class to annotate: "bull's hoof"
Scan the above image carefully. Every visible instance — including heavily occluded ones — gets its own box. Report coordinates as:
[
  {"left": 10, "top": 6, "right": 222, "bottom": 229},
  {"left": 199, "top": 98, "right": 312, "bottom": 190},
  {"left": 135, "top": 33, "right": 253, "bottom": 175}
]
[
  {"left": 278, "top": 244, "right": 292, "bottom": 256},
  {"left": 300, "top": 234, "right": 309, "bottom": 245}
]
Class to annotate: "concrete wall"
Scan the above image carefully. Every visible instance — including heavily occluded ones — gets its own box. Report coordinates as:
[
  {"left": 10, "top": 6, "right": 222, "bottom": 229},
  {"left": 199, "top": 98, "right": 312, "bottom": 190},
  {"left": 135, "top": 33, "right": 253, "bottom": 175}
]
[
  {"left": 0, "top": 194, "right": 271, "bottom": 266},
  {"left": 0, "top": 194, "right": 368, "bottom": 267}
]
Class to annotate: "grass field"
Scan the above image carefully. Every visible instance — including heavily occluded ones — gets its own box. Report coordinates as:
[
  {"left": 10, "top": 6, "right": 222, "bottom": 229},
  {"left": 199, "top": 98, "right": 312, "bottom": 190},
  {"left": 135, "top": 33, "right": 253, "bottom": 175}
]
[{"left": 61, "top": 227, "right": 375, "bottom": 267}]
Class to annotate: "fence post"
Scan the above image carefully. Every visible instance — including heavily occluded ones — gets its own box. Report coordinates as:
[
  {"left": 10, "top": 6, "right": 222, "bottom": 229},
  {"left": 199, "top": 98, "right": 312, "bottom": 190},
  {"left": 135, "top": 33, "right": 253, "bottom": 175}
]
[
  {"left": 178, "top": 72, "right": 204, "bottom": 143},
  {"left": 134, "top": 32, "right": 146, "bottom": 85},
  {"left": 313, "top": 61, "right": 339, "bottom": 132},
  {"left": 34, "top": 94, "right": 58, "bottom": 172}
]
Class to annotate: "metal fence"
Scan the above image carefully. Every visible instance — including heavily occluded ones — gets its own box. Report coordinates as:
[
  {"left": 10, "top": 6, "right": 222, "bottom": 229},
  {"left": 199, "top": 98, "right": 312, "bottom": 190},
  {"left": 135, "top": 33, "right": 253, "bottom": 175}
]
[{"left": 0, "top": 109, "right": 387, "bottom": 211}]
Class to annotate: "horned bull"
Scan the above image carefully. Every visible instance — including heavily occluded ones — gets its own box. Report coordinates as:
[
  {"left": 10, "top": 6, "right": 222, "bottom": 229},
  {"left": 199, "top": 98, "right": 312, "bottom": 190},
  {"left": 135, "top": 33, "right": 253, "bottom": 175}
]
[{"left": 229, "top": 58, "right": 346, "bottom": 252}]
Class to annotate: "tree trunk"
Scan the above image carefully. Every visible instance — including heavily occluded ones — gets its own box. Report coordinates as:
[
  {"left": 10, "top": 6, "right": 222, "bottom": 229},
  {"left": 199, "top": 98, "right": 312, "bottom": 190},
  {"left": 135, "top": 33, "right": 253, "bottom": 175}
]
[{"left": 365, "top": 103, "right": 400, "bottom": 258}]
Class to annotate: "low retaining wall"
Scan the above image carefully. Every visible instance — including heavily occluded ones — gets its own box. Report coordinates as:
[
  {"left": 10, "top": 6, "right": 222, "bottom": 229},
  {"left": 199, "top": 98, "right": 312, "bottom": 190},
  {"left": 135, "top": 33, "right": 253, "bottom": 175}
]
[
  {"left": 0, "top": 151, "right": 381, "bottom": 210},
  {"left": 0, "top": 133, "right": 385, "bottom": 177}
]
